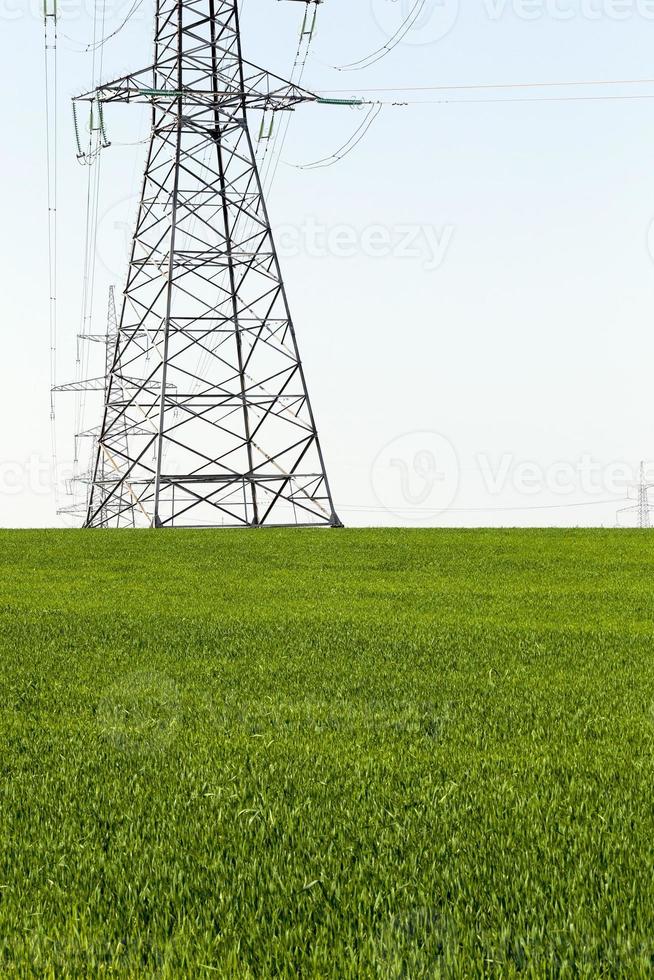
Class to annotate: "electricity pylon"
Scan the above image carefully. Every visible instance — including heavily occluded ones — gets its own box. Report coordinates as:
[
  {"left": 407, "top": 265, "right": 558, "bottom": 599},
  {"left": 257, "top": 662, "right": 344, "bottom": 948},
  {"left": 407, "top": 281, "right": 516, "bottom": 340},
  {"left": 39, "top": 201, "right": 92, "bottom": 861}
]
[
  {"left": 616, "top": 461, "right": 653, "bottom": 528},
  {"left": 74, "top": 0, "right": 342, "bottom": 528},
  {"left": 637, "top": 461, "right": 651, "bottom": 528}
]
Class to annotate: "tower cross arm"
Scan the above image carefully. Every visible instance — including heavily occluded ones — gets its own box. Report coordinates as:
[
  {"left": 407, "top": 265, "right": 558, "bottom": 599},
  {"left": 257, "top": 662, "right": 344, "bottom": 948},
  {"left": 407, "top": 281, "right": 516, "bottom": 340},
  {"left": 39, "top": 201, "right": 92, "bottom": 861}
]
[{"left": 73, "top": 58, "right": 318, "bottom": 110}]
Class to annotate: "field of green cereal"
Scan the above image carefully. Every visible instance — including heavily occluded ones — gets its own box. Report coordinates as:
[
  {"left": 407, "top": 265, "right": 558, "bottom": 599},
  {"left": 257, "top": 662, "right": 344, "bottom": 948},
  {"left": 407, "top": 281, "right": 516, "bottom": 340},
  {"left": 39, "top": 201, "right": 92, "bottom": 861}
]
[{"left": 1, "top": 528, "right": 653, "bottom": 976}]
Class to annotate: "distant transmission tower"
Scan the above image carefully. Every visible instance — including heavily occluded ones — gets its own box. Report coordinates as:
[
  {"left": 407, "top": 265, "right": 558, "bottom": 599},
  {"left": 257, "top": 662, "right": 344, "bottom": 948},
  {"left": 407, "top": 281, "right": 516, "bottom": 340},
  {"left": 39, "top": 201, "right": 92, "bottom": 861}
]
[
  {"left": 73, "top": 0, "right": 343, "bottom": 529},
  {"left": 95, "top": 287, "right": 135, "bottom": 527},
  {"left": 616, "top": 461, "right": 653, "bottom": 528},
  {"left": 637, "top": 461, "right": 651, "bottom": 528},
  {"left": 53, "top": 286, "right": 128, "bottom": 522}
]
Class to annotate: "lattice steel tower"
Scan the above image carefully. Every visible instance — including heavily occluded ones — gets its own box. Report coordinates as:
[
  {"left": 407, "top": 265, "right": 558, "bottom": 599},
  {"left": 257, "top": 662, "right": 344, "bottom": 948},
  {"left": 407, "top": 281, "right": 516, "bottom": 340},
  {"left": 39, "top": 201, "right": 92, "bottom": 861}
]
[
  {"left": 74, "top": 0, "right": 341, "bottom": 528},
  {"left": 616, "top": 461, "right": 653, "bottom": 528}
]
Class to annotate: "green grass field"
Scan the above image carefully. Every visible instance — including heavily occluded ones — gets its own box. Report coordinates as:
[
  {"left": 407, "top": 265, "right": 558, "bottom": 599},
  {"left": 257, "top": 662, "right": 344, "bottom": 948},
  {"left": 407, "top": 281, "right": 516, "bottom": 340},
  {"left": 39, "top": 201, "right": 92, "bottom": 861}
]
[{"left": 1, "top": 528, "right": 654, "bottom": 977}]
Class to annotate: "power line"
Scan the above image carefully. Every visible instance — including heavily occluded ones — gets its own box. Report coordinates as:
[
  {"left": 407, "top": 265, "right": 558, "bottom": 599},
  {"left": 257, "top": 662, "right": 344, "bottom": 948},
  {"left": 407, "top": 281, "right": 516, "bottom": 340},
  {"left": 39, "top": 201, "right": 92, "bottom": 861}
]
[
  {"left": 286, "top": 77, "right": 654, "bottom": 171},
  {"left": 317, "top": 77, "right": 654, "bottom": 94},
  {"left": 314, "top": 78, "right": 654, "bottom": 107},
  {"left": 333, "top": 0, "right": 427, "bottom": 72},
  {"left": 43, "top": 0, "right": 59, "bottom": 514},
  {"left": 289, "top": 102, "right": 381, "bottom": 169},
  {"left": 70, "top": 0, "right": 108, "bottom": 501},
  {"left": 287, "top": 85, "right": 654, "bottom": 171},
  {"left": 61, "top": 0, "right": 145, "bottom": 52},
  {"left": 260, "top": 5, "right": 320, "bottom": 193},
  {"left": 340, "top": 497, "right": 630, "bottom": 515},
  {"left": 354, "top": 93, "right": 654, "bottom": 107}
]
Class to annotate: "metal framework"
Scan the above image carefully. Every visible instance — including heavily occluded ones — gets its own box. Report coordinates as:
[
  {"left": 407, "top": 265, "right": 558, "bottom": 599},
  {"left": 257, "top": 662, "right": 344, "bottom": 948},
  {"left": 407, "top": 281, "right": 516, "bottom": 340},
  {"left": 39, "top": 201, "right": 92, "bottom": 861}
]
[
  {"left": 617, "top": 461, "right": 653, "bottom": 528},
  {"left": 54, "top": 287, "right": 135, "bottom": 523},
  {"left": 74, "top": 0, "right": 341, "bottom": 528}
]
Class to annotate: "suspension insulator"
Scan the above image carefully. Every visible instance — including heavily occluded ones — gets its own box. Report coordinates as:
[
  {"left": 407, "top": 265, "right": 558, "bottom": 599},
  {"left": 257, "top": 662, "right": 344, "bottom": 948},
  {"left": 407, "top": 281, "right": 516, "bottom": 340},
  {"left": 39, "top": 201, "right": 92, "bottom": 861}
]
[
  {"left": 258, "top": 114, "right": 274, "bottom": 142},
  {"left": 300, "top": 3, "right": 318, "bottom": 38},
  {"left": 97, "top": 98, "right": 111, "bottom": 149},
  {"left": 72, "top": 101, "right": 84, "bottom": 159}
]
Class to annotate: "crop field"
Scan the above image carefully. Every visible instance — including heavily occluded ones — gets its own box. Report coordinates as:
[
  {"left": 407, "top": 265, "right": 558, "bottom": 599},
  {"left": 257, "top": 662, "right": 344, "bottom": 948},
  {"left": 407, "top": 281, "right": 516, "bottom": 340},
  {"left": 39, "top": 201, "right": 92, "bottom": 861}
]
[{"left": 1, "top": 528, "right": 654, "bottom": 976}]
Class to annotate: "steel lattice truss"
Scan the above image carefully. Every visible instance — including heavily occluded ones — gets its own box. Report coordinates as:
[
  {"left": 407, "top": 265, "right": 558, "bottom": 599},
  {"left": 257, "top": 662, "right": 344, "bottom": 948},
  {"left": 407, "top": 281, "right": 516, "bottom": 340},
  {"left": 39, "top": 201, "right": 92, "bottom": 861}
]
[{"left": 77, "top": 0, "right": 340, "bottom": 528}]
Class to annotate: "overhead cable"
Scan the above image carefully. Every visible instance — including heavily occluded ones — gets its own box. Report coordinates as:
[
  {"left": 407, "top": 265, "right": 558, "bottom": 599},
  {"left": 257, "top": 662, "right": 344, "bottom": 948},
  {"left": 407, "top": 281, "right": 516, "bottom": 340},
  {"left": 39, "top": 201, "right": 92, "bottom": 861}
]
[{"left": 333, "top": 0, "right": 428, "bottom": 72}]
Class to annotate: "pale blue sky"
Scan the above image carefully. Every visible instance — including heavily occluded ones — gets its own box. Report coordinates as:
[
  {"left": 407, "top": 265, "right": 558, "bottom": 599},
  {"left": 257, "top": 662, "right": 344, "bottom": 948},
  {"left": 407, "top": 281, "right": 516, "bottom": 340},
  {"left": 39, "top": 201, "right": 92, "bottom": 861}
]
[{"left": 3, "top": 0, "right": 654, "bottom": 526}]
